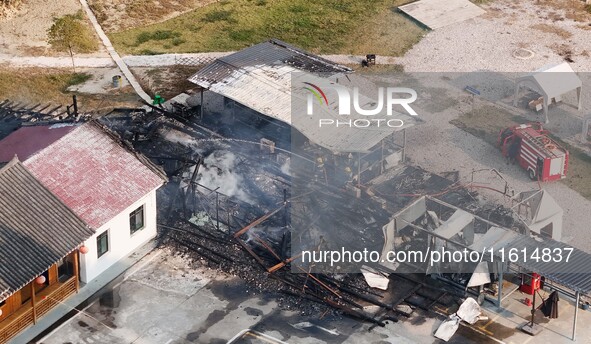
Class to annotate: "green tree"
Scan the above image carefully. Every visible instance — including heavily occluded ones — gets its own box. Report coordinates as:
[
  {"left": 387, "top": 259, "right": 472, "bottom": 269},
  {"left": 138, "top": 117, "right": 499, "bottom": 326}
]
[{"left": 47, "top": 11, "right": 97, "bottom": 72}]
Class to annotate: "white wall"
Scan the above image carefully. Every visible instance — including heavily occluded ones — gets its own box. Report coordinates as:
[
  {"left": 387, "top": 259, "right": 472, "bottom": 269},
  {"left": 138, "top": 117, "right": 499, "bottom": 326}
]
[{"left": 78, "top": 188, "right": 159, "bottom": 284}]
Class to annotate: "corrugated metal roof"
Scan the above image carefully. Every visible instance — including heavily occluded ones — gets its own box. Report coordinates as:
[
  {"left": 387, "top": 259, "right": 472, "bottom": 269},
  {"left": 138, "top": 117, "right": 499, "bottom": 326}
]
[
  {"left": 189, "top": 39, "right": 415, "bottom": 153},
  {"left": 473, "top": 228, "right": 591, "bottom": 294},
  {"left": 0, "top": 159, "right": 93, "bottom": 301},
  {"left": 504, "top": 234, "right": 591, "bottom": 295}
]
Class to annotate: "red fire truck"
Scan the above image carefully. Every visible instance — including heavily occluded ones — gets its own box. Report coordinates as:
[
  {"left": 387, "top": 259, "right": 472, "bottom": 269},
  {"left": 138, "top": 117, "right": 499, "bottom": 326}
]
[{"left": 498, "top": 123, "right": 568, "bottom": 181}]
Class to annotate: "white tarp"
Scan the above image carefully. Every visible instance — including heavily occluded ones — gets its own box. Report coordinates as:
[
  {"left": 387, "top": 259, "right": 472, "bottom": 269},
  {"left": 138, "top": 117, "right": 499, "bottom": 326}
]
[
  {"left": 456, "top": 298, "right": 482, "bottom": 325},
  {"left": 513, "top": 189, "right": 563, "bottom": 240},
  {"left": 360, "top": 266, "right": 390, "bottom": 290},
  {"left": 467, "top": 262, "right": 491, "bottom": 288},
  {"left": 514, "top": 62, "right": 583, "bottom": 123},
  {"left": 434, "top": 298, "right": 483, "bottom": 341},
  {"left": 433, "top": 209, "right": 474, "bottom": 239},
  {"left": 434, "top": 314, "right": 461, "bottom": 342}
]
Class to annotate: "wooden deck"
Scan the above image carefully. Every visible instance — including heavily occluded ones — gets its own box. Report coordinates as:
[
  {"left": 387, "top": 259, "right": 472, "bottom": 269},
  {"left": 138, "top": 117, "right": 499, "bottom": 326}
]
[
  {"left": 0, "top": 277, "right": 77, "bottom": 343},
  {"left": 398, "top": 0, "right": 486, "bottom": 30}
]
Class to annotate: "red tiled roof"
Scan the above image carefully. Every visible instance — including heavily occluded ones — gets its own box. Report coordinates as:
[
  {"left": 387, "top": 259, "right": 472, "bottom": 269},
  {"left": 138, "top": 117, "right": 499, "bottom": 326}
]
[
  {"left": 1, "top": 123, "right": 165, "bottom": 229},
  {"left": 0, "top": 125, "right": 77, "bottom": 162}
]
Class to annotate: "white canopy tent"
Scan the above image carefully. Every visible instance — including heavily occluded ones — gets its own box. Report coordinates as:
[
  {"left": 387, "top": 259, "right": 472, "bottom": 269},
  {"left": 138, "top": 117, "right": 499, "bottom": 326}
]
[
  {"left": 513, "top": 189, "right": 563, "bottom": 241},
  {"left": 514, "top": 62, "right": 582, "bottom": 123}
]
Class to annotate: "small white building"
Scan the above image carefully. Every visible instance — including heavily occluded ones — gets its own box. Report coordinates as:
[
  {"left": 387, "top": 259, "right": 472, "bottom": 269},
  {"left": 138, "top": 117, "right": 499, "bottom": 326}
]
[{"left": 0, "top": 121, "right": 167, "bottom": 283}]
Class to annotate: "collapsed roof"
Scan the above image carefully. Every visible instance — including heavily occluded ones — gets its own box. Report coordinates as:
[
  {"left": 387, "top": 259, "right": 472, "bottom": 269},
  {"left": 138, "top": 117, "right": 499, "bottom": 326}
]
[
  {"left": 382, "top": 195, "right": 591, "bottom": 295},
  {"left": 188, "top": 39, "right": 415, "bottom": 153}
]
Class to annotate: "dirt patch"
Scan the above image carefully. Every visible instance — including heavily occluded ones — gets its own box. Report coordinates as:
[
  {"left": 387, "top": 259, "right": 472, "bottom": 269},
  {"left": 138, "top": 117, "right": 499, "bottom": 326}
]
[
  {"left": 530, "top": 23, "right": 573, "bottom": 39},
  {"left": 88, "top": 0, "right": 217, "bottom": 32},
  {"left": 536, "top": 0, "right": 591, "bottom": 22},
  {"left": 0, "top": 67, "right": 140, "bottom": 113},
  {"left": 549, "top": 43, "right": 575, "bottom": 62},
  {"left": 399, "top": 0, "right": 591, "bottom": 72},
  {"left": 0, "top": 0, "right": 104, "bottom": 56}
]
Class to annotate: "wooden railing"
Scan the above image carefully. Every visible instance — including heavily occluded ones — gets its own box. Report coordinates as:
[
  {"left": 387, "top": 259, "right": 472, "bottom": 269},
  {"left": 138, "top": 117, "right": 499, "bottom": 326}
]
[{"left": 0, "top": 277, "right": 77, "bottom": 343}]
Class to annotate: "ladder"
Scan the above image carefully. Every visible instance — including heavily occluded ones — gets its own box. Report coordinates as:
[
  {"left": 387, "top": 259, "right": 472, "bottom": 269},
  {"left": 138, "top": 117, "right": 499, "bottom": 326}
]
[{"left": 519, "top": 129, "right": 558, "bottom": 158}]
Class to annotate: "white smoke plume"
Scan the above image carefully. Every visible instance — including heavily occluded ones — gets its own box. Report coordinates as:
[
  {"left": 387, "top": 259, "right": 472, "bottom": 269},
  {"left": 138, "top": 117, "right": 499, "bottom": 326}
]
[{"left": 197, "top": 151, "right": 252, "bottom": 203}]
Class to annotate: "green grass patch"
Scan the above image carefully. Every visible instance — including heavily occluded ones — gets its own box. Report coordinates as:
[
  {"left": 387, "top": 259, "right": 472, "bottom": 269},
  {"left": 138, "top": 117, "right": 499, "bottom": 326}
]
[
  {"left": 203, "top": 9, "right": 234, "bottom": 22},
  {"left": 451, "top": 105, "right": 591, "bottom": 200},
  {"left": 135, "top": 30, "right": 181, "bottom": 45},
  {"left": 109, "top": 0, "right": 425, "bottom": 55},
  {"left": 62, "top": 73, "right": 92, "bottom": 90}
]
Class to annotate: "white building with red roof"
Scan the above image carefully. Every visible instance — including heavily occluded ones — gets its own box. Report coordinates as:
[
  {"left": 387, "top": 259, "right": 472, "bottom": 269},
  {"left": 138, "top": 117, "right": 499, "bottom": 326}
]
[{"left": 0, "top": 121, "right": 167, "bottom": 284}]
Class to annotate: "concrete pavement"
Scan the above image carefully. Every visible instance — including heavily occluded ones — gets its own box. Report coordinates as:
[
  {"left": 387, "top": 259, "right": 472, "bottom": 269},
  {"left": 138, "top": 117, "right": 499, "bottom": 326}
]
[{"left": 9, "top": 241, "right": 157, "bottom": 344}]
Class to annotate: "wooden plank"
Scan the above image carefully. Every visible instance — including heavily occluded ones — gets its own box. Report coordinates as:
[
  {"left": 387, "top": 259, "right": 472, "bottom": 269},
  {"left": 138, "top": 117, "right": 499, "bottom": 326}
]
[
  {"left": 399, "top": 0, "right": 485, "bottom": 30},
  {"left": 30, "top": 284, "right": 36, "bottom": 324},
  {"left": 48, "top": 265, "right": 58, "bottom": 285},
  {"left": 73, "top": 250, "right": 80, "bottom": 292},
  {"left": 233, "top": 204, "right": 285, "bottom": 238}
]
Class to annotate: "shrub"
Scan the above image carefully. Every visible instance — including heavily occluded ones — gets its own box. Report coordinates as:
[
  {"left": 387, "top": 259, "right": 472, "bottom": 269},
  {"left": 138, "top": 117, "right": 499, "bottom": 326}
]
[
  {"left": 136, "top": 31, "right": 153, "bottom": 44},
  {"left": 151, "top": 30, "right": 180, "bottom": 40},
  {"left": 171, "top": 37, "right": 186, "bottom": 46},
  {"left": 139, "top": 49, "right": 163, "bottom": 55}
]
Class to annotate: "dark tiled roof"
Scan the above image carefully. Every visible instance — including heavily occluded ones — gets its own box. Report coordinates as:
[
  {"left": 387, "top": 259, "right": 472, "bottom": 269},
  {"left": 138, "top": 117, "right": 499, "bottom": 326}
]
[{"left": 0, "top": 159, "right": 93, "bottom": 301}]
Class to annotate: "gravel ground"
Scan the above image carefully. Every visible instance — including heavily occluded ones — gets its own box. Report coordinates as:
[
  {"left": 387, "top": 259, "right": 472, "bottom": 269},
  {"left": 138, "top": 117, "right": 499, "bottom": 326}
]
[
  {"left": 398, "top": 75, "right": 591, "bottom": 252},
  {"left": 390, "top": 0, "right": 591, "bottom": 251},
  {"left": 0, "top": 0, "right": 108, "bottom": 56},
  {"left": 399, "top": 0, "right": 591, "bottom": 72}
]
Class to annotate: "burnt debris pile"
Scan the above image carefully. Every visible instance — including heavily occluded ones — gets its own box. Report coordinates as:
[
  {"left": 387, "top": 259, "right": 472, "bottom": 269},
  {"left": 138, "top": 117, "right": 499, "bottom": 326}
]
[{"left": 95, "top": 104, "right": 514, "bottom": 327}]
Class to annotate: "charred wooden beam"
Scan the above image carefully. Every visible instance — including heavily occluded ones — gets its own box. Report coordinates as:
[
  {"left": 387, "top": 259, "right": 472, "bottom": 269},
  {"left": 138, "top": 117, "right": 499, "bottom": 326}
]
[
  {"left": 235, "top": 237, "right": 268, "bottom": 269},
  {"left": 233, "top": 204, "right": 286, "bottom": 238},
  {"left": 267, "top": 253, "right": 302, "bottom": 273},
  {"left": 324, "top": 299, "right": 386, "bottom": 327},
  {"left": 295, "top": 266, "right": 341, "bottom": 298}
]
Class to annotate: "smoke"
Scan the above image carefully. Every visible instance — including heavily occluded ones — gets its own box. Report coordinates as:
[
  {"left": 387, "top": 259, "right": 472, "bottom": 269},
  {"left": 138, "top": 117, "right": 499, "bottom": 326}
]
[
  {"left": 197, "top": 150, "right": 252, "bottom": 203},
  {"left": 280, "top": 158, "right": 291, "bottom": 176},
  {"left": 162, "top": 128, "right": 202, "bottom": 152}
]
